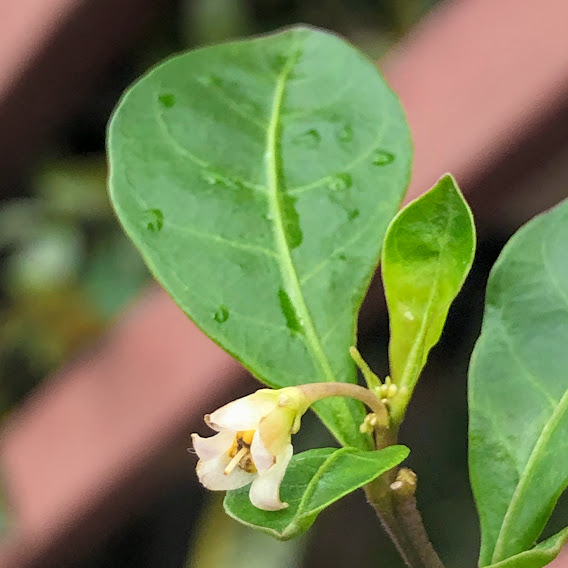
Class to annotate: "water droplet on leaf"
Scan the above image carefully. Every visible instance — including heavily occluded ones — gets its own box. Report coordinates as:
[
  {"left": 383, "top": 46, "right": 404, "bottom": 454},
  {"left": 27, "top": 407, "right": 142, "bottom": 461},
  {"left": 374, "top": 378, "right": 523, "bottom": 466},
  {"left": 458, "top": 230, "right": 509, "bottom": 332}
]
[
  {"left": 201, "top": 170, "right": 226, "bottom": 187},
  {"left": 201, "top": 170, "right": 245, "bottom": 191},
  {"left": 282, "top": 193, "right": 302, "bottom": 249},
  {"left": 337, "top": 123, "right": 353, "bottom": 143},
  {"left": 144, "top": 209, "right": 164, "bottom": 232},
  {"left": 328, "top": 173, "right": 352, "bottom": 191},
  {"left": 213, "top": 305, "right": 229, "bottom": 323},
  {"left": 158, "top": 94, "right": 175, "bottom": 108},
  {"left": 197, "top": 74, "right": 222, "bottom": 87},
  {"left": 293, "top": 128, "right": 321, "bottom": 148},
  {"left": 278, "top": 288, "right": 302, "bottom": 334},
  {"left": 372, "top": 150, "right": 395, "bottom": 166},
  {"left": 271, "top": 54, "right": 288, "bottom": 73}
]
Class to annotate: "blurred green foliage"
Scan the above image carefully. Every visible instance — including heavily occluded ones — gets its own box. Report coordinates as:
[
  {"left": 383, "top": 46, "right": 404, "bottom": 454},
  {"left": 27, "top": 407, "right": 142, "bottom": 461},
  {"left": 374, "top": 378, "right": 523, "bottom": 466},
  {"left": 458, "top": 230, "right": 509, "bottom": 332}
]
[{"left": 0, "top": 157, "right": 149, "bottom": 416}]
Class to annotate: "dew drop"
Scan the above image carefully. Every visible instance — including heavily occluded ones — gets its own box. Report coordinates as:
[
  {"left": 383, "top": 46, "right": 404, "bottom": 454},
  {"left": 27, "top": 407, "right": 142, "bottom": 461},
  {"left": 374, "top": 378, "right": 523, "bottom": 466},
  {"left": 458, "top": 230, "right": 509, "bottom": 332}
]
[
  {"left": 144, "top": 209, "right": 164, "bottom": 232},
  {"left": 372, "top": 150, "right": 395, "bottom": 166},
  {"left": 278, "top": 288, "right": 303, "bottom": 334},
  {"left": 293, "top": 128, "right": 321, "bottom": 148},
  {"left": 271, "top": 54, "right": 289, "bottom": 73},
  {"left": 201, "top": 170, "right": 244, "bottom": 190},
  {"left": 158, "top": 94, "right": 175, "bottom": 108},
  {"left": 213, "top": 305, "right": 229, "bottom": 323},
  {"left": 197, "top": 74, "right": 223, "bottom": 87},
  {"left": 337, "top": 123, "right": 353, "bottom": 143},
  {"left": 201, "top": 170, "right": 226, "bottom": 187},
  {"left": 282, "top": 193, "right": 302, "bottom": 249},
  {"left": 328, "top": 172, "right": 353, "bottom": 191},
  {"left": 403, "top": 309, "right": 415, "bottom": 321}
]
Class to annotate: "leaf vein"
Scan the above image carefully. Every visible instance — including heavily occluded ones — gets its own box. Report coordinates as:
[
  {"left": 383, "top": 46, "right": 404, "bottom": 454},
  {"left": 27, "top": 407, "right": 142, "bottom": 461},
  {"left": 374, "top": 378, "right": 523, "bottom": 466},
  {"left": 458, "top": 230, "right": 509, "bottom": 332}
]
[
  {"left": 492, "top": 388, "right": 568, "bottom": 562},
  {"left": 541, "top": 213, "right": 568, "bottom": 311},
  {"left": 194, "top": 78, "right": 268, "bottom": 129},
  {"left": 167, "top": 221, "right": 278, "bottom": 258},
  {"left": 286, "top": 118, "right": 390, "bottom": 196},
  {"left": 265, "top": 49, "right": 337, "bottom": 386},
  {"left": 493, "top": 315, "right": 558, "bottom": 409},
  {"left": 154, "top": 108, "right": 266, "bottom": 193}
]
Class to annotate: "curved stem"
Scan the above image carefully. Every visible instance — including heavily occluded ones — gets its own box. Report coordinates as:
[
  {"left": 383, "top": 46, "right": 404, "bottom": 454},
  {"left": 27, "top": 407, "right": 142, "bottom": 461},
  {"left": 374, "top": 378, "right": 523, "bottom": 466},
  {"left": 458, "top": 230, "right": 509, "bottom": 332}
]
[
  {"left": 295, "top": 382, "right": 443, "bottom": 568},
  {"left": 297, "top": 382, "right": 388, "bottom": 426}
]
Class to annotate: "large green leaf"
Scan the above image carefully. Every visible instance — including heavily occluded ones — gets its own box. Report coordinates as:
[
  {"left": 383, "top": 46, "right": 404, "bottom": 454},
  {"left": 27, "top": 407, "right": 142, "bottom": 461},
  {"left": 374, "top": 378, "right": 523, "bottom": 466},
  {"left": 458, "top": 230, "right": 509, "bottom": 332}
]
[
  {"left": 469, "top": 198, "right": 568, "bottom": 565},
  {"left": 381, "top": 174, "right": 475, "bottom": 422},
  {"left": 107, "top": 26, "right": 412, "bottom": 448},
  {"left": 224, "top": 445, "right": 409, "bottom": 540},
  {"left": 485, "top": 527, "right": 568, "bottom": 568}
]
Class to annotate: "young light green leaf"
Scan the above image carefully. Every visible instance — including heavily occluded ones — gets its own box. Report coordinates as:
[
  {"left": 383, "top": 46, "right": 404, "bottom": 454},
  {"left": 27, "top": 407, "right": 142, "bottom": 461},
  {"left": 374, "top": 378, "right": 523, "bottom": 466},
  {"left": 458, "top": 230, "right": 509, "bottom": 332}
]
[
  {"left": 469, "top": 197, "right": 568, "bottom": 565},
  {"left": 484, "top": 527, "right": 568, "bottom": 568},
  {"left": 382, "top": 174, "right": 475, "bottom": 422},
  {"left": 107, "top": 26, "right": 412, "bottom": 448},
  {"left": 224, "top": 445, "right": 409, "bottom": 540}
]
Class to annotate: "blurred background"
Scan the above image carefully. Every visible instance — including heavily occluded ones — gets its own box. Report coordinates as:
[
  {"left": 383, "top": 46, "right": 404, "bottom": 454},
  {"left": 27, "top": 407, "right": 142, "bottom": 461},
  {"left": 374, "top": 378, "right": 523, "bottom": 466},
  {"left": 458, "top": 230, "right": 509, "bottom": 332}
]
[{"left": 1, "top": 0, "right": 568, "bottom": 567}]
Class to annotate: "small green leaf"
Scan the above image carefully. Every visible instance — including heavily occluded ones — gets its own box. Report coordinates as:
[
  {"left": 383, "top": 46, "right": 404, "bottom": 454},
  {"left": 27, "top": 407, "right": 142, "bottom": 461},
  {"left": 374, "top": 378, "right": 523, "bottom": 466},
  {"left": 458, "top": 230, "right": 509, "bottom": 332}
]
[
  {"left": 469, "top": 197, "right": 568, "bottom": 565},
  {"left": 382, "top": 174, "right": 475, "bottom": 421},
  {"left": 224, "top": 445, "right": 409, "bottom": 540},
  {"left": 107, "top": 26, "right": 412, "bottom": 448},
  {"left": 485, "top": 527, "right": 568, "bottom": 568}
]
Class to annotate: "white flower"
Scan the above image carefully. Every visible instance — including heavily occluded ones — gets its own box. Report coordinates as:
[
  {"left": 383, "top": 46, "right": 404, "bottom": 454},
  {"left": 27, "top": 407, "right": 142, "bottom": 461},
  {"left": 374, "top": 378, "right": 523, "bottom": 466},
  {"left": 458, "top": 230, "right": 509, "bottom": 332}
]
[{"left": 191, "top": 387, "right": 308, "bottom": 511}]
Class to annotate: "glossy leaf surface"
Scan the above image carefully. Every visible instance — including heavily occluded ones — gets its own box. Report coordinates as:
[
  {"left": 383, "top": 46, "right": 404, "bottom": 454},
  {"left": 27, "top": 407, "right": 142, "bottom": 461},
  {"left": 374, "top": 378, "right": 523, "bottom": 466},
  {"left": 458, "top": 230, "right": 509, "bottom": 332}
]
[
  {"left": 224, "top": 445, "right": 409, "bottom": 539},
  {"left": 108, "top": 26, "right": 412, "bottom": 448},
  {"left": 382, "top": 174, "right": 475, "bottom": 420},
  {"left": 470, "top": 198, "right": 568, "bottom": 565}
]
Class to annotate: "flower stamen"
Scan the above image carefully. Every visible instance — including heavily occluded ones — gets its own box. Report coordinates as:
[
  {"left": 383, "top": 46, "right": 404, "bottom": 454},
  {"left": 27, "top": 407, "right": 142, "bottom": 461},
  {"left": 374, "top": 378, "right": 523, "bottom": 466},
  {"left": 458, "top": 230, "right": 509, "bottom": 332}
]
[{"left": 224, "top": 446, "right": 249, "bottom": 475}]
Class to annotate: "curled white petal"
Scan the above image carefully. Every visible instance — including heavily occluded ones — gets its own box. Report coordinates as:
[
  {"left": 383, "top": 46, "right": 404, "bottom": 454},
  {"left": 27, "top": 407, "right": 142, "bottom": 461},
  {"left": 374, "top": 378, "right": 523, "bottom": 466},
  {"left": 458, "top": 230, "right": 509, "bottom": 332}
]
[
  {"left": 195, "top": 452, "right": 254, "bottom": 491},
  {"left": 206, "top": 391, "right": 278, "bottom": 431},
  {"left": 191, "top": 431, "right": 235, "bottom": 461},
  {"left": 250, "top": 430, "right": 276, "bottom": 473},
  {"left": 249, "top": 444, "right": 293, "bottom": 511}
]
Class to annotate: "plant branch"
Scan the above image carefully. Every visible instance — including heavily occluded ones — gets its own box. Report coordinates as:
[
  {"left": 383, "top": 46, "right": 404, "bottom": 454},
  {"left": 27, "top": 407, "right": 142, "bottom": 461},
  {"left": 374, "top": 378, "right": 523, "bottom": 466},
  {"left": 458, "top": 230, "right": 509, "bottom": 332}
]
[{"left": 365, "top": 467, "right": 444, "bottom": 568}]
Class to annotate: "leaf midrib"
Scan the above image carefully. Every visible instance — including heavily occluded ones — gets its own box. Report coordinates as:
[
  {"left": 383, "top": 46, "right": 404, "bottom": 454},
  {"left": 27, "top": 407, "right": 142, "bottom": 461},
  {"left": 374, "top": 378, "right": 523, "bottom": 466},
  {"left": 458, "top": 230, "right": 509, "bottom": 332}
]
[
  {"left": 396, "top": 207, "right": 453, "bottom": 390},
  {"left": 490, "top": 213, "right": 568, "bottom": 562},
  {"left": 266, "top": 51, "right": 336, "bottom": 386},
  {"left": 492, "top": 387, "right": 568, "bottom": 562}
]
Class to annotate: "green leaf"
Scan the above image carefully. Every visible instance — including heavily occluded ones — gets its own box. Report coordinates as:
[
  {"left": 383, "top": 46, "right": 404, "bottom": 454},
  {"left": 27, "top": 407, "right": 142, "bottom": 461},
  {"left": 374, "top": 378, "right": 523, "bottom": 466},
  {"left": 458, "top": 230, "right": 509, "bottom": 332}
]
[
  {"left": 107, "top": 26, "right": 412, "bottom": 448},
  {"left": 469, "top": 197, "right": 568, "bottom": 565},
  {"left": 224, "top": 445, "right": 409, "bottom": 540},
  {"left": 485, "top": 527, "right": 568, "bottom": 568},
  {"left": 381, "top": 174, "right": 475, "bottom": 421}
]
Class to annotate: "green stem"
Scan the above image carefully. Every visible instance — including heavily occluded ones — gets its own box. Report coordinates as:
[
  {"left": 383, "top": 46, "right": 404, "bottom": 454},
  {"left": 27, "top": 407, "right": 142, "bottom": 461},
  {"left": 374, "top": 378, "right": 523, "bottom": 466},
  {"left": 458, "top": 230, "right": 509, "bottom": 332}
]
[{"left": 349, "top": 346, "right": 382, "bottom": 391}]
